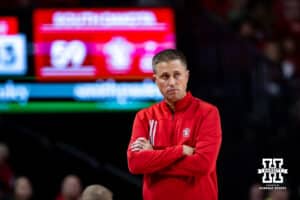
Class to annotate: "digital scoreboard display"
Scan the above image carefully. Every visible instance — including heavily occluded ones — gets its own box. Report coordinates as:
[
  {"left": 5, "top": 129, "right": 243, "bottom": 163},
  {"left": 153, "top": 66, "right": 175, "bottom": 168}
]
[
  {"left": 0, "top": 8, "right": 176, "bottom": 113},
  {"left": 33, "top": 8, "right": 175, "bottom": 81}
]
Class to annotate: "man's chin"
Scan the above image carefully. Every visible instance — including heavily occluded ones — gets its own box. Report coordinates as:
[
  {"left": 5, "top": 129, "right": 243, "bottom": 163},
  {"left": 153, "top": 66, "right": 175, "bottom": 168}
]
[{"left": 166, "top": 95, "right": 180, "bottom": 103}]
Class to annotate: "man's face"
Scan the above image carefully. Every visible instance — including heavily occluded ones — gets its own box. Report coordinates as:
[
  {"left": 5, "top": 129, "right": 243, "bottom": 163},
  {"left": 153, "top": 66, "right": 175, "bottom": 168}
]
[
  {"left": 15, "top": 178, "right": 32, "bottom": 200},
  {"left": 154, "top": 59, "right": 189, "bottom": 103},
  {"left": 62, "top": 176, "right": 82, "bottom": 199}
]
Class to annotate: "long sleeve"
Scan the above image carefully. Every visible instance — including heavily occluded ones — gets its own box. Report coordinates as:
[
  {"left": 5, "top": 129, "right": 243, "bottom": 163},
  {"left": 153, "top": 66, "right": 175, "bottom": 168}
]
[
  {"left": 157, "top": 107, "right": 222, "bottom": 177},
  {"left": 127, "top": 111, "right": 184, "bottom": 174}
]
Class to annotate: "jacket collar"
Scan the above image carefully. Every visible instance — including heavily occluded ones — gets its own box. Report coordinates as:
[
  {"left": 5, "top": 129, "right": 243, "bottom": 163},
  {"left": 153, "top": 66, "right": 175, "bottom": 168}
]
[{"left": 163, "top": 91, "right": 192, "bottom": 113}]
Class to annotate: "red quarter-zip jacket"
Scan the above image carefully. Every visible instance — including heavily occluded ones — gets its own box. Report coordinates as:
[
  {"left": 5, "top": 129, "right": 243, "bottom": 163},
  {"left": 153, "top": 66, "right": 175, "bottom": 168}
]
[{"left": 127, "top": 92, "right": 222, "bottom": 200}]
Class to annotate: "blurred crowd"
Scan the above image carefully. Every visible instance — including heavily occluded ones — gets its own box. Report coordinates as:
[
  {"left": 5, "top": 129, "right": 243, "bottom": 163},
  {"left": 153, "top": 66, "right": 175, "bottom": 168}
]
[
  {"left": 248, "top": 183, "right": 290, "bottom": 200},
  {"left": 1, "top": 139, "right": 296, "bottom": 200},
  {"left": 0, "top": 143, "right": 113, "bottom": 200},
  {"left": 203, "top": 0, "right": 300, "bottom": 123},
  {"left": 202, "top": 0, "right": 300, "bottom": 199}
]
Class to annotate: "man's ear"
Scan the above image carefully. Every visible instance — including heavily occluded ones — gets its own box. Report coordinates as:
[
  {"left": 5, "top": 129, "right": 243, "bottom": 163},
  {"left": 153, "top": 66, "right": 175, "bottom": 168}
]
[
  {"left": 186, "top": 70, "right": 190, "bottom": 79},
  {"left": 153, "top": 74, "right": 156, "bottom": 82}
]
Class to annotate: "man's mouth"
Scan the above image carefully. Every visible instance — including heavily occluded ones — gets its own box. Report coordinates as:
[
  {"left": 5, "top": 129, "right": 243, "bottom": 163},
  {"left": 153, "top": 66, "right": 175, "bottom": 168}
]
[{"left": 167, "top": 89, "right": 178, "bottom": 94}]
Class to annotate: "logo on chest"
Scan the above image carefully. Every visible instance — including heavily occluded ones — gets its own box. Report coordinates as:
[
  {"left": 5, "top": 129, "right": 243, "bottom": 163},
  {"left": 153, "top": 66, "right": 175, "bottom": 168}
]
[{"left": 182, "top": 128, "right": 190, "bottom": 138}]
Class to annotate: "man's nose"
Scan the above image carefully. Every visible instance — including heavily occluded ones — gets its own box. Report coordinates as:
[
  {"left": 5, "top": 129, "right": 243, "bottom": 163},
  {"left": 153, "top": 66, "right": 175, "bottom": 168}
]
[{"left": 168, "top": 76, "right": 176, "bottom": 85}]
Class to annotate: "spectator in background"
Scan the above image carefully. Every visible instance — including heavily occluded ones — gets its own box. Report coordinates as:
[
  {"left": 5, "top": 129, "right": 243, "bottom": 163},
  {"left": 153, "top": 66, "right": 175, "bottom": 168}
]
[
  {"left": 238, "top": 18, "right": 259, "bottom": 44},
  {"left": 281, "top": 36, "right": 300, "bottom": 80},
  {"left": 267, "top": 189, "right": 289, "bottom": 200},
  {"left": 56, "top": 175, "right": 82, "bottom": 200},
  {"left": 9, "top": 176, "right": 33, "bottom": 200},
  {"left": 81, "top": 185, "right": 113, "bottom": 200},
  {"left": 0, "top": 143, "right": 14, "bottom": 197},
  {"left": 248, "top": 183, "right": 264, "bottom": 200},
  {"left": 263, "top": 40, "right": 284, "bottom": 96},
  {"left": 264, "top": 40, "right": 282, "bottom": 65}
]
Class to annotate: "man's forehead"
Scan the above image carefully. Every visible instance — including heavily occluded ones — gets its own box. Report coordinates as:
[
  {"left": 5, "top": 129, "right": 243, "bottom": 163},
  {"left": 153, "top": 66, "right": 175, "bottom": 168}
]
[{"left": 156, "top": 60, "right": 186, "bottom": 70}]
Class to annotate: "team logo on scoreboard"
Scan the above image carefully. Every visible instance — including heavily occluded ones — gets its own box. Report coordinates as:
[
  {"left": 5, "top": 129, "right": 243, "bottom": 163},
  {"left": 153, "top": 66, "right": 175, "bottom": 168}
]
[{"left": 103, "top": 37, "right": 134, "bottom": 73}]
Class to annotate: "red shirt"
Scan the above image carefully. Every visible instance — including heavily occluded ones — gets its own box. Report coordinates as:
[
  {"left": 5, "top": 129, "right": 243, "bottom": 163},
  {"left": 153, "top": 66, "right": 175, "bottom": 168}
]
[
  {"left": 127, "top": 92, "right": 222, "bottom": 200},
  {"left": 0, "top": 163, "right": 13, "bottom": 192}
]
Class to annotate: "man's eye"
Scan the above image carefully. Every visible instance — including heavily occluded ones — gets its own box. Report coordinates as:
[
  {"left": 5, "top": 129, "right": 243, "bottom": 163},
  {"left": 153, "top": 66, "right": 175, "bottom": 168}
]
[
  {"left": 161, "top": 75, "right": 168, "bottom": 80},
  {"left": 174, "top": 73, "right": 181, "bottom": 78}
]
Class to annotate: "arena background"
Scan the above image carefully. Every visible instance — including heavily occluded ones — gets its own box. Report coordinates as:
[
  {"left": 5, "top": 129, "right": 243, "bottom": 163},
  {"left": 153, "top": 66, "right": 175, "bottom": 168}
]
[{"left": 1, "top": 0, "right": 300, "bottom": 199}]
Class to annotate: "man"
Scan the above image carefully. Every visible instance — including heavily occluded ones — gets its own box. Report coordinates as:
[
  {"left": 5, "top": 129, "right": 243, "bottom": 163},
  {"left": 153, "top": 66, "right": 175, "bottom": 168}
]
[
  {"left": 56, "top": 175, "right": 82, "bottom": 200},
  {"left": 81, "top": 185, "right": 113, "bottom": 200},
  {"left": 127, "top": 49, "right": 222, "bottom": 200},
  {"left": 11, "top": 176, "right": 33, "bottom": 200}
]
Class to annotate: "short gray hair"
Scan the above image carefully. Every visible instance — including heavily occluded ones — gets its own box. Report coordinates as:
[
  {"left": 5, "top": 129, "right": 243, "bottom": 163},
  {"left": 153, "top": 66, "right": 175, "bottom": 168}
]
[
  {"left": 81, "top": 185, "right": 113, "bottom": 200},
  {"left": 152, "top": 49, "right": 187, "bottom": 73}
]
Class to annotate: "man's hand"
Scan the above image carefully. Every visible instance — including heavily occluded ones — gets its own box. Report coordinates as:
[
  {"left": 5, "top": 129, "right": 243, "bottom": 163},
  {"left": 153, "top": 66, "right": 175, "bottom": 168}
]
[
  {"left": 130, "top": 137, "right": 153, "bottom": 152},
  {"left": 182, "top": 145, "right": 194, "bottom": 156}
]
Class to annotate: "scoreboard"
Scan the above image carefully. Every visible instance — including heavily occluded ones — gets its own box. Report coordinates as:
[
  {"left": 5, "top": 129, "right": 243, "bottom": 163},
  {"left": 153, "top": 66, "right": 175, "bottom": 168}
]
[{"left": 0, "top": 8, "right": 176, "bottom": 113}]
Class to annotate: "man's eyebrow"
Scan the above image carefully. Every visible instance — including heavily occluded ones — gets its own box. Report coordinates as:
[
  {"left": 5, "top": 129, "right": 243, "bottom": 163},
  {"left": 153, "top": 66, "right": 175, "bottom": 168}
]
[{"left": 159, "top": 72, "right": 168, "bottom": 75}]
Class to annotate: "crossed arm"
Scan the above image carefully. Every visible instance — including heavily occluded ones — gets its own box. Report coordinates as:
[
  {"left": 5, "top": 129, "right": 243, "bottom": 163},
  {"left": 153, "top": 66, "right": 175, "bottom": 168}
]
[{"left": 127, "top": 107, "right": 222, "bottom": 176}]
